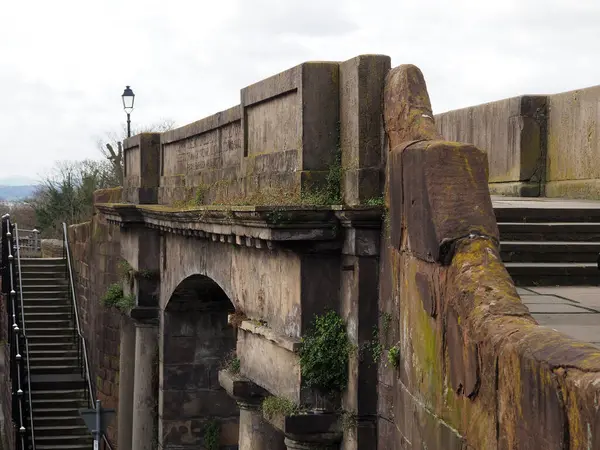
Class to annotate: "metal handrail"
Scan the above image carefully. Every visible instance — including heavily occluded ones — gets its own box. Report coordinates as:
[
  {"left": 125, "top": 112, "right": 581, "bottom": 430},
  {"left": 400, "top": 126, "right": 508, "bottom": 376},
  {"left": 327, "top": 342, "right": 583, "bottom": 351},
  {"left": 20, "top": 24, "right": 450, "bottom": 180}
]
[
  {"left": 2, "top": 215, "right": 30, "bottom": 450},
  {"left": 103, "top": 433, "right": 114, "bottom": 450},
  {"left": 14, "top": 224, "right": 35, "bottom": 450},
  {"left": 61, "top": 223, "right": 95, "bottom": 406}
]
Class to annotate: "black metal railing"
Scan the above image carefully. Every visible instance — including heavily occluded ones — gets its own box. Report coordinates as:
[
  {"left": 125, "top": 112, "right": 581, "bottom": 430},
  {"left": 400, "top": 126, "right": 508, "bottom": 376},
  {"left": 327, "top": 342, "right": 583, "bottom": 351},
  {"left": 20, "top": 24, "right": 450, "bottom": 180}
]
[
  {"left": 1, "top": 215, "right": 35, "bottom": 450},
  {"left": 61, "top": 223, "right": 114, "bottom": 450}
]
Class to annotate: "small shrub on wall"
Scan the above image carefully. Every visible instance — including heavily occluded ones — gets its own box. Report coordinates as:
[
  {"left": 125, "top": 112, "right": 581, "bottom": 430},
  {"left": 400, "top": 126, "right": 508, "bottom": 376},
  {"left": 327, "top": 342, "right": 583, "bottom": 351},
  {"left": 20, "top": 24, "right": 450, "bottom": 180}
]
[
  {"left": 299, "top": 310, "right": 351, "bottom": 393},
  {"left": 101, "top": 283, "right": 135, "bottom": 313}
]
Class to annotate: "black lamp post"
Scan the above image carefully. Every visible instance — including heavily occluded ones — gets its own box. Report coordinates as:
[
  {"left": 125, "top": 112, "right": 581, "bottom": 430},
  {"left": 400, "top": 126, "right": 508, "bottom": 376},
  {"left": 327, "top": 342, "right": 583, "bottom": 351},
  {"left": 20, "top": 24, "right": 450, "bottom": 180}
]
[{"left": 121, "top": 85, "right": 135, "bottom": 138}]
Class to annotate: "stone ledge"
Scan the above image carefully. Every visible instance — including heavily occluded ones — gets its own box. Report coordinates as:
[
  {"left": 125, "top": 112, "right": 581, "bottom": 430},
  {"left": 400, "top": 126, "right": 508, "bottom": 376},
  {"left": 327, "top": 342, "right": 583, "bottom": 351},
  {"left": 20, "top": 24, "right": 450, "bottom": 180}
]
[
  {"left": 218, "top": 369, "right": 269, "bottom": 404},
  {"left": 96, "top": 204, "right": 383, "bottom": 250},
  {"left": 230, "top": 316, "right": 301, "bottom": 353}
]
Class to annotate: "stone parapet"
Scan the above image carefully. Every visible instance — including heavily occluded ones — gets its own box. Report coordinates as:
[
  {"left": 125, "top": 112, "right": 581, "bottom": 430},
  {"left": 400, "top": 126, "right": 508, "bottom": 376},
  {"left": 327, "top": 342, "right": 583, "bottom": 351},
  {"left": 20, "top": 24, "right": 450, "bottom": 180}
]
[{"left": 379, "top": 63, "right": 600, "bottom": 449}]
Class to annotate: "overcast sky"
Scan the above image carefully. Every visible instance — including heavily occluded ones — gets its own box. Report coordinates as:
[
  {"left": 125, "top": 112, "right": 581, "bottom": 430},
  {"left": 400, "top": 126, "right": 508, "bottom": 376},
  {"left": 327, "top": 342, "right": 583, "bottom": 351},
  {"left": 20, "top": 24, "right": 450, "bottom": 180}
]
[{"left": 1, "top": 0, "right": 599, "bottom": 180}]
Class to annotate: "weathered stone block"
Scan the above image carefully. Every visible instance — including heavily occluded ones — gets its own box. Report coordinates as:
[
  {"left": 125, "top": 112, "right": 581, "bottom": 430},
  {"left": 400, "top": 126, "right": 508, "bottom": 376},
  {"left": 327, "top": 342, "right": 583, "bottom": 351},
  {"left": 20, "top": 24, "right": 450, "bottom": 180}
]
[
  {"left": 436, "top": 95, "right": 547, "bottom": 196},
  {"left": 123, "top": 133, "right": 161, "bottom": 204},
  {"left": 391, "top": 140, "right": 499, "bottom": 263},
  {"left": 237, "top": 328, "right": 301, "bottom": 402},
  {"left": 545, "top": 84, "right": 600, "bottom": 199},
  {"left": 339, "top": 55, "right": 391, "bottom": 205}
]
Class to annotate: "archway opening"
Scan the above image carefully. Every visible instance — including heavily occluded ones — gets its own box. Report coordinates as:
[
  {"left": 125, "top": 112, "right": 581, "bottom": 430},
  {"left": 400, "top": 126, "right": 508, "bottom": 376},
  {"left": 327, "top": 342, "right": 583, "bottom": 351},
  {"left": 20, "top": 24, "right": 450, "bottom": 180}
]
[{"left": 160, "top": 274, "right": 238, "bottom": 449}]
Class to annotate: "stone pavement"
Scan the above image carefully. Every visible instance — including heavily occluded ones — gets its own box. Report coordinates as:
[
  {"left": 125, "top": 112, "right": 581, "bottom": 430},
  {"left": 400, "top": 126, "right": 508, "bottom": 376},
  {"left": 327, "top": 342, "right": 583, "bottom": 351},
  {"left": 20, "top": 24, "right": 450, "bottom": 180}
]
[{"left": 519, "top": 287, "right": 600, "bottom": 347}]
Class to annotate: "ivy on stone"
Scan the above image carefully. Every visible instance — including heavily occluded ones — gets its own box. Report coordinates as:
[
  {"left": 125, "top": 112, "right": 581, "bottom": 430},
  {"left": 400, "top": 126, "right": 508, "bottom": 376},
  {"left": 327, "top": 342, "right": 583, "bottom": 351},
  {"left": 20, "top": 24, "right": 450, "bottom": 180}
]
[{"left": 299, "top": 310, "right": 350, "bottom": 393}]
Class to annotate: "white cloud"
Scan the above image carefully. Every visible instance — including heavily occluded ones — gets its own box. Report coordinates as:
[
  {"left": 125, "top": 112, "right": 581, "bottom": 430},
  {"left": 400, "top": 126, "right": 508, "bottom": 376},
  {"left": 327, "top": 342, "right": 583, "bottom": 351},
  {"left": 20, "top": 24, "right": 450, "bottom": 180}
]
[{"left": 1, "top": 0, "right": 599, "bottom": 177}]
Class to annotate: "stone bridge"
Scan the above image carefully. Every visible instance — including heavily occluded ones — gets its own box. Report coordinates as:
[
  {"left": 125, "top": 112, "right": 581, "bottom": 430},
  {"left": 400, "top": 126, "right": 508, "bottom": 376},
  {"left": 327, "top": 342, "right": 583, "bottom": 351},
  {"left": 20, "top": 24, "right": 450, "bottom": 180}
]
[{"left": 66, "top": 55, "right": 600, "bottom": 450}]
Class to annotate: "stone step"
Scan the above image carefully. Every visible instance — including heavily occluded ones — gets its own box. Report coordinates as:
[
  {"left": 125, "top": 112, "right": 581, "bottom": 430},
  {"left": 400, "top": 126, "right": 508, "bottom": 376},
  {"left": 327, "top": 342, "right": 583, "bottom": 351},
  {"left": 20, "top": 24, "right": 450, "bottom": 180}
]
[
  {"left": 28, "top": 414, "right": 85, "bottom": 428},
  {"left": 21, "top": 297, "right": 71, "bottom": 306},
  {"left": 29, "top": 356, "right": 79, "bottom": 367},
  {"left": 498, "top": 222, "right": 600, "bottom": 242},
  {"left": 34, "top": 425, "right": 90, "bottom": 437},
  {"left": 36, "top": 444, "right": 92, "bottom": 450},
  {"left": 19, "top": 270, "right": 66, "bottom": 279},
  {"left": 25, "top": 313, "right": 72, "bottom": 329},
  {"left": 35, "top": 435, "right": 93, "bottom": 448},
  {"left": 29, "top": 374, "right": 87, "bottom": 391},
  {"left": 20, "top": 257, "right": 65, "bottom": 265},
  {"left": 31, "top": 389, "right": 87, "bottom": 400},
  {"left": 22, "top": 311, "right": 72, "bottom": 322},
  {"left": 23, "top": 304, "right": 71, "bottom": 313},
  {"left": 28, "top": 341, "right": 77, "bottom": 350},
  {"left": 27, "top": 327, "right": 75, "bottom": 337},
  {"left": 500, "top": 241, "right": 600, "bottom": 263},
  {"left": 28, "top": 349, "right": 78, "bottom": 358},
  {"left": 32, "top": 396, "right": 88, "bottom": 410},
  {"left": 19, "top": 277, "right": 68, "bottom": 286},
  {"left": 30, "top": 365, "right": 81, "bottom": 375},
  {"left": 27, "top": 336, "right": 78, "bottom": 348},
  {"left": 494, "top": 206, "right": 600, "bottom": 223},
  {"left": 21, "top": 284, "right": 69, "bottom": 293},
  {"left": 20, "top": 265, "right": 67, "bottom": 274},
  {"left": 505, "top": 262, "right": 600, "bottom": 286}
]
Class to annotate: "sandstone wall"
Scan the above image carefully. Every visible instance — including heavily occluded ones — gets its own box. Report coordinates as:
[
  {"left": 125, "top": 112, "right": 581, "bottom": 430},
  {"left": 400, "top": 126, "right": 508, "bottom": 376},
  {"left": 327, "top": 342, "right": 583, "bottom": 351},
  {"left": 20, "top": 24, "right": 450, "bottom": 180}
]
[
  {"left": 122, "top": 55, "right": 391, "bottom": 208},
  {"left": 545, "top": 85, "right": 600, "bottom": 198},
  {"left": 68, "top": 188, "right": 124, "bottom": 446},
  {"left": 436, "top": 84, "right": 600, "bottom": 199},
  {"left": 380, "top": 65, "right": 600, "bottom": 449},
  {"left": 436, "top": 96, "right": 546, "bottom": 197}
]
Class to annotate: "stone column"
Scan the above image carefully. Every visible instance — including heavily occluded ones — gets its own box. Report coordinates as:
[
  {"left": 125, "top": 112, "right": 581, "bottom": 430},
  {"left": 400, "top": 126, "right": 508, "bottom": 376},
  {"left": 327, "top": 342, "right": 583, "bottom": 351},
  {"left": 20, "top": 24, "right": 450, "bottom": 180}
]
[
  {"left": 131, "top": 321, "right": 158, "bottom": 450},
  {"left": 219, "top": 369, "right": 286, "bottom": 450},
  {"left": 284, "top": 438, "right": 339, "bottom": 450},
  {"left": 117, "top": 316, "right": 136, "bottom": 450},
  {"left": 239, "top": 401, "right": 286, "bottom": 450}
]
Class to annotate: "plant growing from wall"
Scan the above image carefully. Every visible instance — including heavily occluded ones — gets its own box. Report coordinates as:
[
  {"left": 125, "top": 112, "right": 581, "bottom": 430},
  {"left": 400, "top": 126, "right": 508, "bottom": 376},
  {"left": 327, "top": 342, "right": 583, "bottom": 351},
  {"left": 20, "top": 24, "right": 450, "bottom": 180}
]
[
  {"left": 387, "top": 345, "right": 400, "bottom": 369},
  {"left": 262, "top": 396, "right": 299, "bottom": 420},
  {"left": 203, "top": 420, "right": 220, "bottom": 450},
  {"left": 117, "top": 259, "right": 134, "bottom": 281},
  {"left": 364, "top": 196, "right": 385, "bottom": 207},
  {"left": 299, "top": 310, "right": 351, "bottom": 393},
  {"left": 364, "top": 312, "right": 392, "bottom": 365},
  {"left": 220, "top": 350, "right": 241, "bottom": 375},
  {"left": 101, "top": 283, "right": 136, "bottom": 313},
  {"left": 301, "top": 148, "right": 343, "bottom": 206}
]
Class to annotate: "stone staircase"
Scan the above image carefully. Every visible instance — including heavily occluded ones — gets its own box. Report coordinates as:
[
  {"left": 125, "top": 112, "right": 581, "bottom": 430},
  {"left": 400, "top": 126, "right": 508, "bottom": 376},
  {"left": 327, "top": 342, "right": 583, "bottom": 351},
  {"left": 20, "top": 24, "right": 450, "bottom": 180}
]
[
  {"left": 19, "top": 257, "right": 93, "bottom": 450},
  {"left": 495, "top": 201, "right": 600, "bottom": 286}
]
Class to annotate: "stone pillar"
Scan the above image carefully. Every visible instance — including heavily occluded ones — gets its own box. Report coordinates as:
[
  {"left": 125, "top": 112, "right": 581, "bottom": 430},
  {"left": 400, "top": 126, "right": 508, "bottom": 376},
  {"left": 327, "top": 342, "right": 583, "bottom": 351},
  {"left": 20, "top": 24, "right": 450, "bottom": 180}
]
[
  {"left": 219, "top": 369, "right": 286, "bottom": 450},
  {"left": 284, "top": 438, "right": 338, "bottom": 450},
  {"left": 239, "top": 402, "right": 286, "bottom": 450},
  {"left": 131, "top": 321, "right": 158, "bottom": 450},
  {"left": 339, "top": 54, "right": 391, "bottom": 206},
  {"left": 117, "top": 316, "right": 136, "bottom": 450},
  {"left": 122, "top": 132, "right": 161, "bottom": 204}
]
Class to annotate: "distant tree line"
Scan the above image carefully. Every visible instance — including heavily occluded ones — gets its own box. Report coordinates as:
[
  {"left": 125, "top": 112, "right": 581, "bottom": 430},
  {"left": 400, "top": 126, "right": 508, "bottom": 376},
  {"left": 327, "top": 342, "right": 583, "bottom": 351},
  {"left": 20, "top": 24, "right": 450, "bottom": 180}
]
[{"left": 19, "top": 120, "right": 175, "bottom": 238}]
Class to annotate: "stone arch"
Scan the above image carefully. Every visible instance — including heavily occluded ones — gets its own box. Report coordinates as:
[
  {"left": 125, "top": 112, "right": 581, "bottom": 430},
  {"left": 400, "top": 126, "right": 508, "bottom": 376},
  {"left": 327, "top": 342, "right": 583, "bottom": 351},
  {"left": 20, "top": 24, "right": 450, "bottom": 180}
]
[{"left": 159, "top": 274, "right": 239, "bottom": 449}]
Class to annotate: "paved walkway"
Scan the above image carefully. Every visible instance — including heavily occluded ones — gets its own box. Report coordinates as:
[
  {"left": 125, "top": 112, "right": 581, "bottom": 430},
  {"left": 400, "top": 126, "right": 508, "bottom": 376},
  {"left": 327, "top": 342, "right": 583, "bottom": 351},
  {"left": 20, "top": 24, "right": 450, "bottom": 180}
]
[{"left": 519, "top": 287, "right": 600, "bottom": 347}]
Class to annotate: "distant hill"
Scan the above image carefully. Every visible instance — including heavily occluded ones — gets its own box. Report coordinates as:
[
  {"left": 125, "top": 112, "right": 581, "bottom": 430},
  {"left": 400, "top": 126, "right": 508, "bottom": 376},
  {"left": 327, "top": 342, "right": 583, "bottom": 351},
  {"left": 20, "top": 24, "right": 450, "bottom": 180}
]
[{"left": 0, "top": 185, "right": 38, "bottom": 201}]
